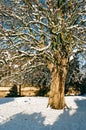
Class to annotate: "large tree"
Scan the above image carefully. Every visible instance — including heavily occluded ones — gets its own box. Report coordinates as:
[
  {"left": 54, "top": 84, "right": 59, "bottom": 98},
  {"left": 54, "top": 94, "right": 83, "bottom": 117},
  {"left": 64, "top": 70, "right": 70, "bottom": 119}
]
[{"left": 0, "top": 0, "right": 86, "bottom": 109}]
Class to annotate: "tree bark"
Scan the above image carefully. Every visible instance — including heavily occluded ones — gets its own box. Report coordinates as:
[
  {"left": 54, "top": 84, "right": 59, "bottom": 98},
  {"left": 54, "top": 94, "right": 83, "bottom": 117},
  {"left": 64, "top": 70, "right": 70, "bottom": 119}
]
[{"left": 48, "top": 58, "right": 68, "bottom": 109}]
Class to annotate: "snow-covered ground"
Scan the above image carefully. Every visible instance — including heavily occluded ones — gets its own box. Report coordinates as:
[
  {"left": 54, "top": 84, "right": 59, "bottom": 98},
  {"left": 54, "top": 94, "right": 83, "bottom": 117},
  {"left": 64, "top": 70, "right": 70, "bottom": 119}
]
[{"left": 0, "top": 96, "right": 86, "bottom": 130}]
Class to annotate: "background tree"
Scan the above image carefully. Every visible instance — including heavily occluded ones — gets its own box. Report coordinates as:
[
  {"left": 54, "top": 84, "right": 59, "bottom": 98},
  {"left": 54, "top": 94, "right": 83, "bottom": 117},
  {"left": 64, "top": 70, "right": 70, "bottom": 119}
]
[
  {"left": 65, "top": 53, "right": 80, "bottom": 94},
  {"left": 66, "top": 52, "right": 86, "bottom": 95},
  {"left": 0, "top": 0, "right": 86, "bottom": 109},
  {"left": 24, "top": 66, "right": 51, "bottom": 96}
]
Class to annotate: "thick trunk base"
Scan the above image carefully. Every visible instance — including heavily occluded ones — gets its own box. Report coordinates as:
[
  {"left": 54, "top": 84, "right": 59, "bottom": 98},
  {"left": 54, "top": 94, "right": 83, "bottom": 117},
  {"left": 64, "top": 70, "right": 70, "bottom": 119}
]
[
  {"left": 47, "top": 92, "right": 66, "bottom": 109},
  {"left": 47, "top": 60, "right": 68, "bottom": 109}
]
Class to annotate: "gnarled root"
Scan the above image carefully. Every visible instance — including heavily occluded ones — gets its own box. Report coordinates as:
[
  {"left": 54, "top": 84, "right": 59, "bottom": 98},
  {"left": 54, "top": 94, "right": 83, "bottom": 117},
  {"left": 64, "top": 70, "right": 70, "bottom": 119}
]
[{"left": 64, "top": 103, "right": 69, "bottom": 109}]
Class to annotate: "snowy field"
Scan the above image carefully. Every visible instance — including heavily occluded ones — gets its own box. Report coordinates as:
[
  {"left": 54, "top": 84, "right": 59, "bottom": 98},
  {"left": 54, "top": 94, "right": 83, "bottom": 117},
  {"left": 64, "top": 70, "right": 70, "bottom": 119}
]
[{"left": 0, "top": 96, "right": 86, "bottom": 130}]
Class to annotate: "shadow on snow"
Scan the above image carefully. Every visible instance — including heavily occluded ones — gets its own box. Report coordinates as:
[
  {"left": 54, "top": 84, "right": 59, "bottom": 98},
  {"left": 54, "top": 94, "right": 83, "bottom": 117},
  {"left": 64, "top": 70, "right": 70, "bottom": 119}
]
[
  {"left": 0, "top": 98, "right": 14, "bottom": 105},
  {"left": 0, "top": 97, "right": 86, "bottom": 130}
]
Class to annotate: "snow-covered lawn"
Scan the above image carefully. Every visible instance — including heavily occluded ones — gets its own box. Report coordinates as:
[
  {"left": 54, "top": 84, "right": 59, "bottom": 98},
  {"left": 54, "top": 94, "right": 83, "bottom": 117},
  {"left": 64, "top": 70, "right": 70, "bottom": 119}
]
[{"left": 0, "top": 96, "right": 86, "bottom": 130}]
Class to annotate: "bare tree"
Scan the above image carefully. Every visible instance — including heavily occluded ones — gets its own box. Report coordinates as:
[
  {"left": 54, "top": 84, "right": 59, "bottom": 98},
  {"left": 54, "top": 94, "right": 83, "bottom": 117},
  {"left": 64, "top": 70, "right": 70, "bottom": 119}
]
[{"left": 0, "top": 0, "right": 86, "bottom": 109}]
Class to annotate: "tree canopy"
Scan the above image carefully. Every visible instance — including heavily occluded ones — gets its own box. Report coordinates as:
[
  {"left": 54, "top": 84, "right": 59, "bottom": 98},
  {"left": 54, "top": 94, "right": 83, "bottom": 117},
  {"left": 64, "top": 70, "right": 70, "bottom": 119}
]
[{"left": 0, "top": 0, "right": 86, "bottom": 109}]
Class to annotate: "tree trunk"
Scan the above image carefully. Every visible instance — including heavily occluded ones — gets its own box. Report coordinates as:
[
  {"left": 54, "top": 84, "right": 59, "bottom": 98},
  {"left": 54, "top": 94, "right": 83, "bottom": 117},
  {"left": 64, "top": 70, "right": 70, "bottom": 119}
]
[
  {"left": 48, "top": 58, "right": 68, "bottom": 109},
  {"left": 17, "top": 85, "right": 21, "bottom": 96}
]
